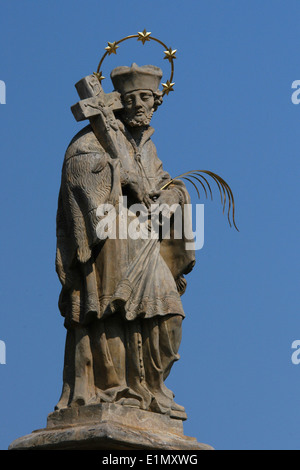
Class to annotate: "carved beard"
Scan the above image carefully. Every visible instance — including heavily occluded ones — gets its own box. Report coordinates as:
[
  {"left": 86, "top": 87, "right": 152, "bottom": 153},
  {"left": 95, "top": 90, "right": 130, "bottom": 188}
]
[{"left": 122, "top": 109, "right": 154, "bottom": 128}]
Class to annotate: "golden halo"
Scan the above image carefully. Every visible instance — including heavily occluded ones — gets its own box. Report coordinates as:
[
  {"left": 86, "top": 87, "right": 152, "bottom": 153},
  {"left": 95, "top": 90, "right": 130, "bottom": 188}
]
[{"left": 94, "top": 30, "right": 176, "bottom": 96}]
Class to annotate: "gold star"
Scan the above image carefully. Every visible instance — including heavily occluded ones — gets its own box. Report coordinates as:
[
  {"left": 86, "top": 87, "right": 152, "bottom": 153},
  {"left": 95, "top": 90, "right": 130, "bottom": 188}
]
[
  {"left": 105, "top": 41, "right": 119, "bottom": 55},
  {"left": 137, "top": 29, "right": 151, "bottom": 45},
  {"left": 164, "top": 47, "right": 177, "bottom": 62},
  {"left": 93, "top": 71, "right": 105, "bottom": 83},
  {"left": 162, "top": 80, "right": 175, "bottom": 95}
]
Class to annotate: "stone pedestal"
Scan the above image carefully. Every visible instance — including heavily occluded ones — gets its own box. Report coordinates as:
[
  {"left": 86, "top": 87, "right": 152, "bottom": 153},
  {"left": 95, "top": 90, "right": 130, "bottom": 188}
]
[{"left": 9, "top": 404, "right": 213, "bottom": 450}]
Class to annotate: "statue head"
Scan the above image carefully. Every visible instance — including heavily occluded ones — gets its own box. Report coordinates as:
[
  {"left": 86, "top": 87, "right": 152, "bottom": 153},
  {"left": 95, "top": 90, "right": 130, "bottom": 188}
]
[{"left": 111, "top": 63, "right": 163, "bottom": 127}]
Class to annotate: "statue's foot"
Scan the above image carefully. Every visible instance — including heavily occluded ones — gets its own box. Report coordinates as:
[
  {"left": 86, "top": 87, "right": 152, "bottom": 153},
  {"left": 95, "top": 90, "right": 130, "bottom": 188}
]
[
  {"left": 70, "top": 396, "right": 87, "bottom": 407},
  {"left": 170, "top": 401, "right": 187, "bottom": 420},
  {"left": 117, "top": 397, "right": 141, "bottom": 407},
  {"left": 171, "top": 401, "right": 185, "bottom": 412}
]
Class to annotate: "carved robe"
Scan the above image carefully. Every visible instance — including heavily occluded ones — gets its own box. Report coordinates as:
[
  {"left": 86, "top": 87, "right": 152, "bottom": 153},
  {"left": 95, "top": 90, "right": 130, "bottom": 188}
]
[{"left": 55, "top": 121, "right": 195, "bottom": 418}]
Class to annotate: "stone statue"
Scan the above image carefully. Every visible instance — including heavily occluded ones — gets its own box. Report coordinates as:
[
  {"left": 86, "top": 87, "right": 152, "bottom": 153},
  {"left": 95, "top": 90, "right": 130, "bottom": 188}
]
[
  {"left": 55, "top": 63, "right": 196, "bottom": 420},
  {"left": 9, "top": 32, "right": 237, "bottom": 450}
]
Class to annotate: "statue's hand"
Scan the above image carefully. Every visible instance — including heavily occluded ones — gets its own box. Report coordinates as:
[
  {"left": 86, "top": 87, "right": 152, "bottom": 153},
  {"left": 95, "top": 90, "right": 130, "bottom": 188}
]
[
  {"left": 123, "top": 179, "right": 150, "bottom": 207},
  {"left": 148, "top": 189, "right": 180, "bottom": 207},
  {"left": 148, "top": 189, "right": 181, "bottom": 221}
]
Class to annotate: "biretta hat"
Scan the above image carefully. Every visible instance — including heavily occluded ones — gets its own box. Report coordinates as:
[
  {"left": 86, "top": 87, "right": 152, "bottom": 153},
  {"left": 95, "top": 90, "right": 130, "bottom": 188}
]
[{"left": 111, "top": 63, "right": 162, "bottom": 95}]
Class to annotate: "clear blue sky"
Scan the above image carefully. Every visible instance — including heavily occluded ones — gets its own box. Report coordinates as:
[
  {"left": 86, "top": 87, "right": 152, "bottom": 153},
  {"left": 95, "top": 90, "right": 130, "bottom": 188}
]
[{"left": 1, "top": 0, "right": 300, "bottom": 450}]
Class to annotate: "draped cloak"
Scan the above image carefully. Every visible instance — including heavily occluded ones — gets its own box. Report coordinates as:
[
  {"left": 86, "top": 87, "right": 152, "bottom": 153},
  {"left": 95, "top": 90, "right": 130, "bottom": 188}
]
[{"left": 55, "top": 121, "right": 196, "bottom": 416}]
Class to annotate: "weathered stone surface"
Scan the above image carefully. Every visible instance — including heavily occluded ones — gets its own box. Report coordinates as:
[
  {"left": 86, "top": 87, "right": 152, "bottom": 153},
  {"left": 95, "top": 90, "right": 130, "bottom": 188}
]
[
  {"left": 47, "top": 403, "right": 184, "bottom": 435},
  {"left": 8, "top": 40, "right": 236, "bottom": 452},
  {"left": 55, "top": 64, "right": 196, "bottom": 418},
  {"left": 9, "top": 404, "right": 213, "bottom": 450}
]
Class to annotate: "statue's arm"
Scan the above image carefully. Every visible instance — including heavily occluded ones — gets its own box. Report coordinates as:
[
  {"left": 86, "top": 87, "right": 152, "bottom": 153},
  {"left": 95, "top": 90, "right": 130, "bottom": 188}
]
[
  {"left": 151, "top": 150, "right": 190, "bottom": 206},
  {"left": 61, "top": 152, "right": 113, "bottom": 262}
]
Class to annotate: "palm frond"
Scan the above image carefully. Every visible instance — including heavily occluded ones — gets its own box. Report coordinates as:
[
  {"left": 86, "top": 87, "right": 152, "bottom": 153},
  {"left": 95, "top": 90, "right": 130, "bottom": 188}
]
[
  {"left": 160, "top": 169, "right": 239, "bottom": 231},
  {"left": 180, "top": 177, "right": 201, "bottom": 199},
  {"left": 189, "top": 172, "right": 212, "bottom": 200}
]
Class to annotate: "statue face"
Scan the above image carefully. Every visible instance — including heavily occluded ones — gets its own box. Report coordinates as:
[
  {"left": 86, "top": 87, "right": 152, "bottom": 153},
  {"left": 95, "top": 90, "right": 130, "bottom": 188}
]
[{"left": 122, "top": 89, "right": 155, "bottom": 127}]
